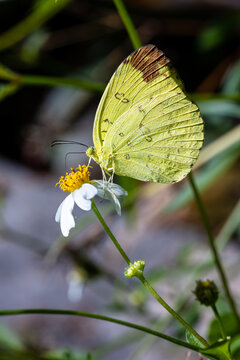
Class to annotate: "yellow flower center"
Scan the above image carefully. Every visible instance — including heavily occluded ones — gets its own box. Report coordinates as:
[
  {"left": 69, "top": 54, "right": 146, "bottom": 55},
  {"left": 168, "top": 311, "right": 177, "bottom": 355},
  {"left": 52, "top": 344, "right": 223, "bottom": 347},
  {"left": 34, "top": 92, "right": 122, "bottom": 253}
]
[{"left": 56, "top": 165, "right": 90, "bottom": 193}]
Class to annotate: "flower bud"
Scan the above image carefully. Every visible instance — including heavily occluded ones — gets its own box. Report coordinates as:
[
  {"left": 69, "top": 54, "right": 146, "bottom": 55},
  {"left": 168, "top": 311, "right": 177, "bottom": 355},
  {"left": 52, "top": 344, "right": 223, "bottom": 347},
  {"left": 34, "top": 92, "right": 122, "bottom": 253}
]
[
  {"left": 193, "top": 279, "right": 219, "bottom": 306},
  {"left": 125, "top": 260, "right": 145, "bottom": 278}
]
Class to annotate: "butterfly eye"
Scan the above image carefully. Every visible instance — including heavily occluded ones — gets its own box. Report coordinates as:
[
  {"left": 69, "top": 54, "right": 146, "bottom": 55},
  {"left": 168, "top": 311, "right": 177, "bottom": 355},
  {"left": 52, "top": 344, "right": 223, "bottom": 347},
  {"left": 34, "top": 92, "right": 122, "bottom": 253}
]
[{"left": 86, "top": 146, "right": 95, "bottom": 157}]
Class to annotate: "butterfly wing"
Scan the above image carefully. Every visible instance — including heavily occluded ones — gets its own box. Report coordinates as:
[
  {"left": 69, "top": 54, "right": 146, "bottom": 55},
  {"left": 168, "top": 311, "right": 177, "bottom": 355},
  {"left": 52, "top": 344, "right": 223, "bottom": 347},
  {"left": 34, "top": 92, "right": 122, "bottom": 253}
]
[
  {"left": 93, "top": 45, "right": 173, "bottom": 149},
  {"left": 93, "top": 45, "right": 204, "bottom": 183}
]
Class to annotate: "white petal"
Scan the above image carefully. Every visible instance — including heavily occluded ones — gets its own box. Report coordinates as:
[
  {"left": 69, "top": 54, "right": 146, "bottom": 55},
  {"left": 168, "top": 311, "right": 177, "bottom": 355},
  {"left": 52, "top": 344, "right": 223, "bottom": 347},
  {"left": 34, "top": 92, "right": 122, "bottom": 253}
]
[
  {"left": 81, "top": 183, "right": 98, "bottom": 199},
  {"left": 74, "top": 191, "right": 91, "bottom": 211},
  {"left": 91, "top": 180, "right": 125, "bottom": 216},
  {"left": 55, "top": 200, "right": 64, "bottom": 223},
  {"left": 91, "top": 180, "right": 105, "bottom": 198},
  {"left": 60, "top": 194, "right": 75, "bottom": 237},
  {"left": 92, "top": 180, "right": 128, "bottom": 197},
  {"left": 111, "top": 192, "right": 121, "bottom": 216},
  {"left": 111, "top": 183, "right": 128, "bottom": 197},
  {"left": 73, "top": 184, "right": 97, "bottom": 211}
]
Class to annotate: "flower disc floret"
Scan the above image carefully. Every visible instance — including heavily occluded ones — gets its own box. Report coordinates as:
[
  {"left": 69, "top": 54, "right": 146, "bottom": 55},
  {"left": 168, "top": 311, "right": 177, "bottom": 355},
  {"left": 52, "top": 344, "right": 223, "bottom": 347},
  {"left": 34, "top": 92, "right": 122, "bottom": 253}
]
[{"left": 56, "top": 165, "right": 90, "bottom": 193}]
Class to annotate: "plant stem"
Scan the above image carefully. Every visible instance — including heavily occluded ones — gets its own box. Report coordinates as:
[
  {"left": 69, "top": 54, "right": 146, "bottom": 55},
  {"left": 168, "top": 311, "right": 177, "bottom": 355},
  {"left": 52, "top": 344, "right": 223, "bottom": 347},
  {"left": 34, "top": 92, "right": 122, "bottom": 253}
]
[
  {"left": 188, "top": 172, "right": 240, "bottom": 326},
  {"left": 0, "top": 308, "right": 200, "bottom": 352},
  {"left": 16, "top": 74, "right": 105, "bottom": 92},
  {"left": 91, "top": 200, "right": 131, "bottom": 265},
  {"left": 112, "top": 0, "right": 142, "bottom": 50},
  {"left": 137, "top": 274, "right": 209, "bottom": 347},
  {"left": 91, "top": 200, "right": 209, "bottom": 347},
  {"left": 211, "top": 304, "right": 226, "bottom": 339}
]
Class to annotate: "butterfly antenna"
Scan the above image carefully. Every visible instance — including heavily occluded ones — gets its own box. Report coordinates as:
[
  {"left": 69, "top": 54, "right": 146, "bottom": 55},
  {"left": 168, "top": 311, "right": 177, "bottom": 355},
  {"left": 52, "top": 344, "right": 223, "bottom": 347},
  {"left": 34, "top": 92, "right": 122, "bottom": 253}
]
[{"left": 51, "top": 140, "right": 88, "bottom": 148}]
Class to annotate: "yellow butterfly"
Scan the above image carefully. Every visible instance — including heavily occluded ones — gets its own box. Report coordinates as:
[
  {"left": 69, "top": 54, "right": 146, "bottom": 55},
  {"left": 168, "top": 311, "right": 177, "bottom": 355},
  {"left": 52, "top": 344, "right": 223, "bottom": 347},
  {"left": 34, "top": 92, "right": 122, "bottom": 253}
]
[{"left": 86, "top": 45, "right": 204, "bottom": 183}]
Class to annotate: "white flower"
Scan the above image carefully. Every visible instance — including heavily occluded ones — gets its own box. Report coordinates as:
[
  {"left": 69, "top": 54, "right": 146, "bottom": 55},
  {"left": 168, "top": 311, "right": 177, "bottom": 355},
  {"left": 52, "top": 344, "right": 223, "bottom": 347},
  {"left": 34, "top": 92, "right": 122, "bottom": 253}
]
[
  {"left": 55, "top": 183, "right": 97, "bottom": 237},
  {"left": 55, "top": 165, "right": 128, "bottom": 237}
]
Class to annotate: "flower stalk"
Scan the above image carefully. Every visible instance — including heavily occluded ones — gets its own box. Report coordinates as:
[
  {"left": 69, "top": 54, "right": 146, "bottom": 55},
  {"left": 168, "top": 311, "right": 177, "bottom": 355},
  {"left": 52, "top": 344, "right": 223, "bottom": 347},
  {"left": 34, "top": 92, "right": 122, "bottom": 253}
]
[
  {"left": 188, "top": 172, "right": 240, "bottom": 327},
  {"left": 91, "top": 199, "right": 131, "bottom": 265},
  {"left": 112, "top": 0, "right": 142, "bottom": 50},
  {"left": 211, "top": 304, "right": 226, "bottom": 339},
  {"left": 137, "top": 273, "right": 209, "bottom": 347},
  {"left": 0, "top": 308, "right": 201, "bottom": 352},
  {"left": 91, "top": 199, "right": 209, "bottom": 347}
]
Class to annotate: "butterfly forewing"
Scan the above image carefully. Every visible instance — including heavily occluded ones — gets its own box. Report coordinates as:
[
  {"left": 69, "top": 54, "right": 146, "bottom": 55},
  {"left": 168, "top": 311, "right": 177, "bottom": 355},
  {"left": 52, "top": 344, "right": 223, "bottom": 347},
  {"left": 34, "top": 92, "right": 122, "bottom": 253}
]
[
  {"left": 93, "top": 45, "right": 174, "bottom": 146},
  {"left": 93, "top": 45, "right": 204, "bottom": 183}
]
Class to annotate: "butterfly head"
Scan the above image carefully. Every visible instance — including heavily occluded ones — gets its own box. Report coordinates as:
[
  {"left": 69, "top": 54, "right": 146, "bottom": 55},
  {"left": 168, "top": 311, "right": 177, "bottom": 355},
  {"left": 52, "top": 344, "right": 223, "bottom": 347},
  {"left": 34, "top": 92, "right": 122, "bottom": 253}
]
[{"left": 86, "top": 146, "right": 97, "bottom": 159}]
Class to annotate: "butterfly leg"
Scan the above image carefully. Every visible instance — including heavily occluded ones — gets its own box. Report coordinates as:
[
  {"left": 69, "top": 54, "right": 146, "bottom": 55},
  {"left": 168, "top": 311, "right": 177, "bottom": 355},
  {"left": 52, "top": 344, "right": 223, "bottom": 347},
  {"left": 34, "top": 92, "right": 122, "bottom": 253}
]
[
  {"left": 99, "top": 165, "right": 107, "bottom": 190},
  {"left": 107, "top": 164, "right": 115, "bottom": 196},
  {"left": 87, "top": 157, "right": 92, "bottom": 168}
]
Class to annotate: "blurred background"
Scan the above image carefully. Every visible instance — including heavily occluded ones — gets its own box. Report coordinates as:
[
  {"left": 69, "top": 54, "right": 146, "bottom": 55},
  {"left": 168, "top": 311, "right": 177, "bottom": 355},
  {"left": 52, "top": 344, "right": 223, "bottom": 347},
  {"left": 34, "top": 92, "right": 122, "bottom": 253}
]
[{"left": 0, "top": 0, "right": 239, "bottom": 359}]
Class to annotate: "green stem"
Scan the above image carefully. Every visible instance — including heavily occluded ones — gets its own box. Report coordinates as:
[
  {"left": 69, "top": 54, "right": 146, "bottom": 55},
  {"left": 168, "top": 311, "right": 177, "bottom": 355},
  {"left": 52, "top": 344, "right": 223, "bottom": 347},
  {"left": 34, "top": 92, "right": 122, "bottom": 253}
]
[
  {"left": 15, "top": 74, "right": 105, "bottom": 92},
  {"left": 112, "top": 0, "right": 142, "bottom": 49},
  {"left": 91, "top": 200, "right": 131, "bottom": 265},
  {"left": 211, "top": 304, "right": 226, "bottom": 339},
  {"left": 91, "top": 200, "right": 209, "bottom": 347},
  {"left": 138, "top": 274, "right": 209, "bottom": 347},
  {"left": 0, "top": 308, "right": 200, "bottom": 352},
  {"left": 188, "top": 172, "right": 240, "bottom": 326}
]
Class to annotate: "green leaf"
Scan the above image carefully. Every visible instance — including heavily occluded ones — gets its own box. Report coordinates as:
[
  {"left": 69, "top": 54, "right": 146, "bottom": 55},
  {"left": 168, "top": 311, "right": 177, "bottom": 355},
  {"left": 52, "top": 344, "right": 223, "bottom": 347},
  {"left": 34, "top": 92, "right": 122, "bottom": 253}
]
[
  {"left": 85, "top": 354, "right": 93, "bottom": 360},
  {"left": 0, "top": 82, "right": 19, "bottom": 101},
  {"left": 0, "top": 322, "right": 23, "bottom": 349},
  {"left": 186, "top": 329, "right": 205, "bottom": 349},
  {"left": 197, "top": 15, "right": 239, "bottom": 52},
  {"left": 187, "top": 332, "right": 233, "bottom": 360},
  {"left": 0, "top": 63, "right": 15, "bottom": 81},
  {"left": 198, "top": 100, "right": 240, "bottom": 119},
  {"left": 162, "top": 146, "right": 240, "bottom": 214},
  {"left": 222, "top": 59, "right": 240, "bottom": 95},
  {"left": 230, "top": 334, "right": 240, "bottom": 359},
  {"left": 44, "top": 348, "right": 97, "bottom": 360},
  {"left": 208, "top": 313, "right": 239, "bottom": 344},
  {"left": 200, "top": 339, "right": 232, "bottom": 360}
]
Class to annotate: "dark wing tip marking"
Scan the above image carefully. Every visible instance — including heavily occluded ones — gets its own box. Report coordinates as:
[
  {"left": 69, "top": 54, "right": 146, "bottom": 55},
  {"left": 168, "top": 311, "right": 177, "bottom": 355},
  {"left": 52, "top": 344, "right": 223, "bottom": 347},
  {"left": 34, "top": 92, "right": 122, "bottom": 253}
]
[{"left": 123, "top": 44, "right": 170, "bottom": 83}]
